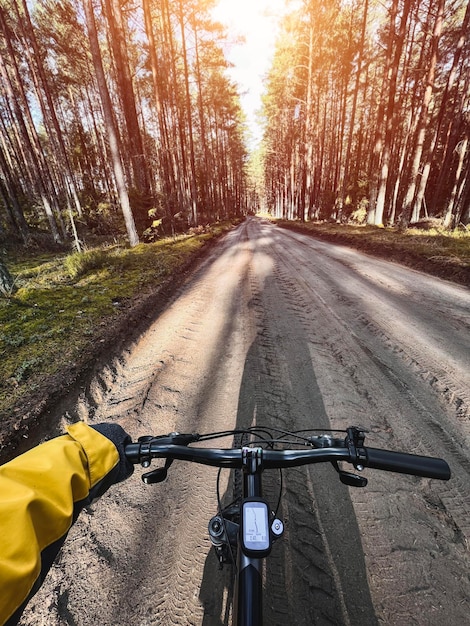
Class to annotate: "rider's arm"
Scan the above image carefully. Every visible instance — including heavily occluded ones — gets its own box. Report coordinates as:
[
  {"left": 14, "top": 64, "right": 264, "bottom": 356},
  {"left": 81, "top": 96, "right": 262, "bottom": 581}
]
[{"left": 0, "top": 421, "right": 133, "bottom": 626}]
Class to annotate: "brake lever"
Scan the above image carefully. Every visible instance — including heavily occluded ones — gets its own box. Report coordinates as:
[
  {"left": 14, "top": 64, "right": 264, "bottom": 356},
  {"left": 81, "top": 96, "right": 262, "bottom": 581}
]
[
  {"left": 331, "top": 460, "right": 368, "bottom": 487},
  {"left": 329, "top": 426, "right": 368, "bottom": 487},
  {"left": 346, "top": 426, "right": 368, "bottom": 470},
  {"left": 137, "top": 432, "right": 199, "bottom": 483},
  {"left": 138, "top": 432, "right": 200, "bottom": 446},
  {"left": 142, "top": 458, "right": 174, "bottom": 484}
]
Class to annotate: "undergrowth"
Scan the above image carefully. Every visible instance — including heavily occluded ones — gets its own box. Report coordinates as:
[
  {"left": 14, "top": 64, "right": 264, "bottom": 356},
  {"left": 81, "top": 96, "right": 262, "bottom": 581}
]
[{"left": 0, "top": 223, "right": 235, "bottom": 419}]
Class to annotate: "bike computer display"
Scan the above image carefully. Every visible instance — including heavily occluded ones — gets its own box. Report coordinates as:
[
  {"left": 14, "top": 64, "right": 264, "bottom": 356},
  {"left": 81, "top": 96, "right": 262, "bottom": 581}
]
[{"left": 241, "top": 498, "right": 271, "bottom": 557}]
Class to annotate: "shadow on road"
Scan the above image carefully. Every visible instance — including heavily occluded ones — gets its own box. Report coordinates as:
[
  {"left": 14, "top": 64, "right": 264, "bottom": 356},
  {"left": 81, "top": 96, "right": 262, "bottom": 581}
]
[{"left": 199, "top": 254, "right": 378, "bottom": 624}]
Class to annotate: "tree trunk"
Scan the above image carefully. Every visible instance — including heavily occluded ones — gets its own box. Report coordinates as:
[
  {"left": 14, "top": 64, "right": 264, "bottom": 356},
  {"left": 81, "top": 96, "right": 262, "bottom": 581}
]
[
  {"left": 457, "top": 175, "right": 470, "bottom": 225},
  {"left": 0, "top": 4, "right": 63, "bottom": 242},
  {"left": 142, "top": 0, "right": 175, "bottom": 224},
  {"left": 373, "top": 0, "right": 411, "bottom": 226},
  {"left": 402, "top": 0, "right": 445, "bottom": 225},
  {"left": 178, "top": 0, "right": 198, "bottom": 226},
  {"left": 162, "top": 0, "right": 190, "bottom": 220},
  {"left": 443, "top": 136, "right": 468, "bottom": 227},
  {"left": 0, "top": 142, "right": 29, "bottom": 242},
  {"left": 430, "top": 0, "right": 470, "bottom": 216},
  {"left": 104, "top": 0, "right": 150, "bottom": 211},
  {"left": 83, "top": 0, "right": 139, "bottom": 247},
  {"left": 0, "top": 260, "right": 16, "bottom": 296},
  {"left": 193, "top": 25, "right": 211, "bottom": 219},
  {"left": 18, "top": 0, "right": 83, "bottom": 219},
  {"left": 341, "top": 0, "right": 368, "bottom": 213}
]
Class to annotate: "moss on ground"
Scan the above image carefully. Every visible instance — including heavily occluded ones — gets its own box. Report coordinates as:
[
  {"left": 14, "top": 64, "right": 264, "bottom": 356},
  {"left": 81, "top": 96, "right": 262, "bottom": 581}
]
[{"left": 0, "top": 223, "right": 236, "bottom": 424}]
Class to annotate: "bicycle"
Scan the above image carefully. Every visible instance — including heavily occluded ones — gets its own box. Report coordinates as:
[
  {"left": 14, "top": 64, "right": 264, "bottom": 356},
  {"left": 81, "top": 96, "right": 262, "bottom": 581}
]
[{"left": 124, "top": 425, "right": 451, "bottom": 626}]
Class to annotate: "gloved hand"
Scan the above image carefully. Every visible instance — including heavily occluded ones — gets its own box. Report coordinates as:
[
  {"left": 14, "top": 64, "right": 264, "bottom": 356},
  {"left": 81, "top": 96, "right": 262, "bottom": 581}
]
[{"left": 91, "top": 423, "right": 134, "bottom": 483}]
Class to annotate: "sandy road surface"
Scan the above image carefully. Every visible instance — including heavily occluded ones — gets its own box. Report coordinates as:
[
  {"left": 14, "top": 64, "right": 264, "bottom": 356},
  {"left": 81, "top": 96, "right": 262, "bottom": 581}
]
[{"left": 20, "top": 217, "right": 470, "bottom": 625}]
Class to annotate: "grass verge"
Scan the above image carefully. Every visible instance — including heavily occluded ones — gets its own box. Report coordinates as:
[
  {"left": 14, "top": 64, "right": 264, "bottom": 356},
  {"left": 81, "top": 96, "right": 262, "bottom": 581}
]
[{"left": 0, "top": 222, "right": 236, "bottom": 448}]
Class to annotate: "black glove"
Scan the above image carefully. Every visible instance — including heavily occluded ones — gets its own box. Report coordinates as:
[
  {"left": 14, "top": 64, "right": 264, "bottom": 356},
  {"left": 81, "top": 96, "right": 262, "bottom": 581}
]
[{"left": 91, "top": 423, "right": 134, "bottom": 483}]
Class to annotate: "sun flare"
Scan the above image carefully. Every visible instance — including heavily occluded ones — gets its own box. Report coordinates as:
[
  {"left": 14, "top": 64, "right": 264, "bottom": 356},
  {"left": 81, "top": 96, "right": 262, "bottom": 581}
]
[{"left": 211, "top": 0, "right": 289, "bottom": 144}]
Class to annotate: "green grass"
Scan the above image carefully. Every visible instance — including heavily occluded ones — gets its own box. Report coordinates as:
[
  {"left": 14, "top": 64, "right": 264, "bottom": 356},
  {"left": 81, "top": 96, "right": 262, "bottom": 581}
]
[{"left": 0, "top": 222, "right": 235, "bottom": 419}]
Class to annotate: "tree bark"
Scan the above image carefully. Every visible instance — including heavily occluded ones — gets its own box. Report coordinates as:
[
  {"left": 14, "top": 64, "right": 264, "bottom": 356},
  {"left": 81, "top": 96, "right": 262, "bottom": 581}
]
[
  {"left": 18, "top": 0, "right": 83, "bottom": 219},
  {"left": 104, "top": 0, "right": 150, "bottom": 208},
  {"left": 178, "top": 0, "right": 198, "bottom": 226},
  {"left": 340, "top": 0, "right": 368, "bottom": 214},
  {"left": 402, "top": 0, "right": 445, "bottom": 225},
  {"left": 83, "top": 0, "right": 139, "bottom": 247},
  {"left": 430, "top": 0, "right": 470, "bottom": 217},
  {"left": 0, "top": 259, "right": 16, "bottom": 296},
  {"left": 0, "top": 141, "right": 29, "bottom": 242},
  {"left": 142, "top": 0, "right": 178, "bottom": 224},
  {"left": 0, "top": 5, "right": 65, "bottom": 242},
  {"left": 373, "top": 0, "right": 411, "bottom": 226}
]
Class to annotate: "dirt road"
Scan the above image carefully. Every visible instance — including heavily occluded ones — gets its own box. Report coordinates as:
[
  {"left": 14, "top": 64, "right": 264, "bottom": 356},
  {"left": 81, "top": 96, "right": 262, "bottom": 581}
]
[{"left": 20, "top": 217, "right": 470, "bottom": 625}]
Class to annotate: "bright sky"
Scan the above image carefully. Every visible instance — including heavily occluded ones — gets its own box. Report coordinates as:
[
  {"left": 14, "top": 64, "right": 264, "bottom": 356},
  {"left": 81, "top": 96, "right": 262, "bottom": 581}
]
[{"left": 211, "top": 0, "right": 289, "bottom": 148}]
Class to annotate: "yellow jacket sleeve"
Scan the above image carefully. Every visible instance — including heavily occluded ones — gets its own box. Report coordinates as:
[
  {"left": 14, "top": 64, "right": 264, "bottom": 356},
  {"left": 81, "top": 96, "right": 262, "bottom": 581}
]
[{"left": 0, "top": 422, "right": 120, "bottom": 626}]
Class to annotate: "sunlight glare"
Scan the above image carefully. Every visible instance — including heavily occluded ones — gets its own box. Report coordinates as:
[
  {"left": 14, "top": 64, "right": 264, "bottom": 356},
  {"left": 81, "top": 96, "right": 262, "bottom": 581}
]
[{"left": 211, "top": 0, "right": 289, "bottom": 147}]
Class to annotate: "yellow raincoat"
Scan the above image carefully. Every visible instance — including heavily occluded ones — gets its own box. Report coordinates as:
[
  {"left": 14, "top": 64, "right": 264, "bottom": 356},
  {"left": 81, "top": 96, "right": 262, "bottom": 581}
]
[{"left": 0, "top": 422, "right": 123, "bottom": 625}]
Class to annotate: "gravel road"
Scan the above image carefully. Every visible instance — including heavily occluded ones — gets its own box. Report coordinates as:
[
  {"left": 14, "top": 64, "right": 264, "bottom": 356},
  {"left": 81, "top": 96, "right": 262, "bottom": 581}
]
[{"left": 20, "top": 217, "right": 470, "bottom": 625}]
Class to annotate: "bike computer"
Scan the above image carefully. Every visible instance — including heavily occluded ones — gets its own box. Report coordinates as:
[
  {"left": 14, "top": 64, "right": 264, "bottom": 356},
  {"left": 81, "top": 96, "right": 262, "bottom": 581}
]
[{"left": 240, "top": 498, "right": 271, "bottom": 557}]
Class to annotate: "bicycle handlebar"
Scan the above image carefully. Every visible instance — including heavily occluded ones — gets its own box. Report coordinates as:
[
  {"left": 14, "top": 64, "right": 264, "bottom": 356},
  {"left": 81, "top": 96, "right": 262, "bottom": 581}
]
[
  {"left": 364, "top": 448, "right": 449, "bottom": 479},
  {"left": 124, "top": 439, "right": 451, "bottom": 481}
]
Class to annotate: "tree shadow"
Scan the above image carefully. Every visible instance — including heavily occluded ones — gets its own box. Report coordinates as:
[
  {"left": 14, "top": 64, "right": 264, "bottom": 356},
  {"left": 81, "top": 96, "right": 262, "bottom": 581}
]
[{"left": 199, "top": 282, "right": 378, "bottom": 624}]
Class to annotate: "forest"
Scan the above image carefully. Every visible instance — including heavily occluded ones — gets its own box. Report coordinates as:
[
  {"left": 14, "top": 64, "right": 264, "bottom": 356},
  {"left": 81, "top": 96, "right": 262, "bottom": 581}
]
[
  {"left": 263, "top": 0, "right": 470, "bottom": 227},
  {"left": 0, "top": 0, "right": 469, "bottom": 253},
  {"left": 0, "top": 0, "right": 248, "bottom": 250}
]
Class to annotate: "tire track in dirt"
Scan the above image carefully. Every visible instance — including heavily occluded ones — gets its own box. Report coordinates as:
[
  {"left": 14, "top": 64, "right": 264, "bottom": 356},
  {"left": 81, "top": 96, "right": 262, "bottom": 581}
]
[
  {"left": 267, "top": 227, "right": 470, "bottom": 543},
  {"left": 241, "top": 219, "right": 376, "bottom": 625},
  {"left": 255, "top": 221, "right": 470, "bottom": 625},
  {"left": 271, "top": 226, "right": 470, "bottom": 447},
  {"left": 107, "top": 227, "right": 253, "bottom": 625},
  {"left": 20, "top": 226, "right": 255, "bottom": 625}
]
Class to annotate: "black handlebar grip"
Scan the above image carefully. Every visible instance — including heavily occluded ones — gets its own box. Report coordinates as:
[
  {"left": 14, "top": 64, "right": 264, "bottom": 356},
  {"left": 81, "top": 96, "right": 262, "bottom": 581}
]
[{"left": 365, "top": 448, "right": 451, "bottom": 480}]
